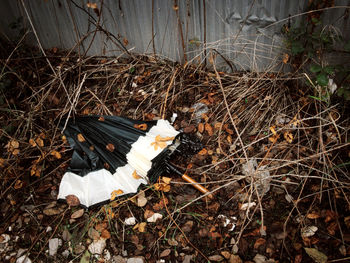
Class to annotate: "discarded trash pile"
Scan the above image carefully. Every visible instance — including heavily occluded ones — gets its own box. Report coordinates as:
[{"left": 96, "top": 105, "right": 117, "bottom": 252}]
[{"left": 58, "top": 115, "right": 204, "bottom": 207}]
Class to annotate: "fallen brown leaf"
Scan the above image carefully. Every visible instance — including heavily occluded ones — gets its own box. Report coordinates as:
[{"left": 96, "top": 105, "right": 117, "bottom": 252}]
[
  {"left": 101, "top": 229, "right": 111, "bottom": 239},
  {"left": 66, "top": 195, "right": 80, "bottom": 207},
  {"left": 205, "top": 123, "right": 213, "bottom": 136},
  {"left": 106, "top": 143, "right": 115, "bottom": 152},
  {"left": 71, "top": 208, "right": 84, "bottom": 219},
  {"left": 160, "top": 248, "right": 171, "bottom": 258},
  {"left": 253, "top": 238, "right": 266, "bottom": 249},
  {"left": 77, "top": 133, "right": 85, "bottom": 142}
]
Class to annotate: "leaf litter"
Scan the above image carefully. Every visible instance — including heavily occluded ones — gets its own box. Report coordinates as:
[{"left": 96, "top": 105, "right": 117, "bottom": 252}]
[{"left": 0, "top": 43, "right": 349, "bottom": 263}]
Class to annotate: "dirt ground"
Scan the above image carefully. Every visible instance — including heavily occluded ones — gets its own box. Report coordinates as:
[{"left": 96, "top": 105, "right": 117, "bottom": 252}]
[{"left": 1, "top": 45, "right": 350, "bottom": 263}]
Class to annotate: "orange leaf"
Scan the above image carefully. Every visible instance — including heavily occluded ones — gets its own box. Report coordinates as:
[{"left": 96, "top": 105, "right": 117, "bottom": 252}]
[
  {"left": 162, "top": 177, "right": 172, "bottom": 184},
  {"left": 154, "top": 183, "right": 171, "bottom": 192},
  {"left": 198, "top": 148, "right": 208, "bottom": 155},
  {"left": 205, "top": 123, "right": 213, "bottom": 136},
  {"left": 29, "top": 138, "right": 37, "bottom": 147},
  {"left": 106, "top": 143, "right": 115, "bottom": 152},
  {"left": 208, "top": 92, "right": 216, "bottom": 103},
  {"left": 198, "top": 123, "right": 204, "bottom": 133},
  {"left": 282, "top": 53, "right": 289, "bottom": 64},
  {"left": 144, "top": 209, "right": 154, "bottom": 219},
  {"left": 98, "top": 116, "right": 105, "bottom": 121},
  {"left": 14, "top": 180, "right": 23, "bottom": 190},
  {"left": 50, "top": 150, "right": 62, "bottom": 159},
  {"left": 269, "top": 135, "right": 279, "bottom": 143},
  {"left": 0, "top": 158, "right": 5, "bottom": 168},
  {"left": 12, "top": 149, "right": 20, "bottom": 155},
  {"left": 270, "top": 126, "right": 277, "bottom": 136},
  {"left": 284, "top": 131, "right": 293, "bottom": 143},
  {"left": 111, "top": 189, "right": 124, "bottom": 200},
  {"left": 214, "top": 122, "right": 222, "bottom": 130},
  {"left": 101, "top": 229, "right": 111, "bottom": 239},
  {"left": 10, "top": 140, "right": 19, "bottom": 149},
  {"left": 30, "top": 166, "right": 36, "bottom": 176},
  {"left": 132, "top": 170, "right": 142, "bottom": 180},
  {"left": 224, "top": 124, "right": 234, "bottom": 135},
  {"left": 123, "top": 38, "right": 129, "bottom": 46},
  {"left": 254, "top": 238, "right": 266, "bottom": 249},
  {"left": 134, "top": 123, "right": 148, "bottom": 131},
  {"left": 227, "top": 135, "right": 232, "bottom": 144},
  {"left": 201, "top": 113, "right": 209, "bottom": 122},
  {"left": 307, "top": 212, "right": 320, "bottom": 219},
  {"left": 86, "top": 2, "right": 98, "bottom": 9},
  {"left": 77, "top": 133, "right": 85, "bottom": 142}
]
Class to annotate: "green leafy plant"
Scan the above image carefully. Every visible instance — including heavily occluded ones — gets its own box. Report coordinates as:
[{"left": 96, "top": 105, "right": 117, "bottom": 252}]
[{"left": 283, "top": 1, "right": 350, "bottom": 103}]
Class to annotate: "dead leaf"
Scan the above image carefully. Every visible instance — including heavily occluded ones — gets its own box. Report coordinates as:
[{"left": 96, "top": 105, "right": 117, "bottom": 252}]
[
  {"left": 88, "top": 227, "right": 100, "bottom": 240},
  {"left": 205, "top": 123, "right": 213, "bottom": 136},
  {"left": 214, "top": 122, "right": 222, "bottom": 130},
  {"left": 244, "top": 226, "right": 266, "bottom": 237},
  {"left": 111, "top": 189, "right": 124, "bottom": 201},
  {"left": 136, "top": 192, "right": 147, "bottom": 207},
  {"left": 269, "top": 135, "right": 279, "bottom": 143},
  {"left": 183, "top": 124, "right": 196, "bottom": 133},
  {"left": 208, "top": 255, "right": 224, "bottom": 262},
  {"left": 154, "top": 183, "right": 171, "bottom": 192},
  {"left": 282, "top": 53, "right": 289, "bottom": 64},
  {"left": 214, "top": 252, "right": 227, "bottom": 260},
  {"left": 153, "top": 198, "right": 168, "bottom": 211},
  {"left": 134, "top": 123, "right": 147, "bottom": 130},
  {"left": 198, "top": 123, "right": 204, "bottom": 133},
  {"left": 198, "top": 148, "right": 208, "bottom": 155},
  {"left": 304, "top": 247, "right": 327, "bottom": 263},
  {"left": 253, "top": 238, "right": 266, "bottom": 249},
  {"left": 98, "top": 116, "right": 105, "bottom": 121},
  {"left": 134, "top": 222, "right": 147, "bottom": 233},
  {"left": 325, "top": 210, "right": 337, "bottom": 223},
  {"left": 86, "top": 2, "right": 98, "bottom": 9},
  {"left": 43, "top": 207, "right": 61, "bottom": 216},
  {"left": 77, "top": 133, "right": 85, "bottom": 142},
  {"left": 12, "top": 149, "right": 20, "bottom": 155},
  {"left": 35, "top": 137, "right": 44, "bottom": 147},
  {"left": 123, "top": 37, "right": 129, "bottom": 46},
  {"left": 144, "top": 209, "right": 154, "bottom": 219},
  {"left": 160, "top": 248, "right": 171, "bottom": 258},
  {"left": 10, "top": 140, "right": 19, "bottom": 149},
  {"left": 301, "top": 226, "right": 318, "bottom": 238},
  {"left": 29, "top": 138, "right": 37, "bottom": 147},
  {"left": 307, "top": 212, "right": 320, "bottom": 219},
  {"left": 95, "top": 223, "right": 107, "bottom": 232},
  {"left": 162, "top": 177, "right": 172, "bottom": 184},
  {"left": 71, "top": 209, "right": 84, "bottom": 219},
  {"left": 294, "top": 254, "right": 303, "bottom": 263},
  {"left": 229, "top": 255, "right": 243, "bottom": 263},
  {"left": 14, "top": 180, "right": 23, "bottom": 190},
  {"left": 132, "top": 170, "right": 142, "bottom": 180},
  {"left": 270, "top": 126, "right": 277, "bottom": 136},
  {"left": 0, "top": 158, "right": 5, "bottom": 168},
  {"left": 66, "top": 195, "right": 81, "bottom": 207},
  {"left": 327, "top": 221, "right": 338, "bottom": 236},
  {"left": 101, "top": 229, "right": 111, "bottom": 239},
  {"left": 227, "top": 135, "right": 232, "bottom": 144},
  {"left": 50, "top": 150, "right": 62, "bottom": 159},
  {"left": 167, "top": 239, "right": 178, "bottom": 246},
  {"left": 284, "top": 131, "right": 293, "bottom": 143},
  {"left": 106, "top": 143, "right": 115, "bottom": 152}
]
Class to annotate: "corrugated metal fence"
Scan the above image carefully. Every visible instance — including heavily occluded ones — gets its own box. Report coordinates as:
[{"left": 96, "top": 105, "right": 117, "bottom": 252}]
[{"left": 1, "top": 0, "right": 350, "bottom": 71}]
